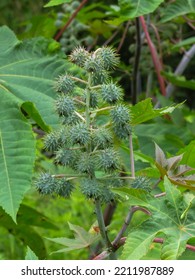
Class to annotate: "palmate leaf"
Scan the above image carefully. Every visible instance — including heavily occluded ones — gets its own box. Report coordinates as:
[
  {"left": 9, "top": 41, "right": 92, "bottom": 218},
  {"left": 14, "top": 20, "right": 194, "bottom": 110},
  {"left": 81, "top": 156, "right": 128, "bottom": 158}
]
[
  {"left": 0, "top": 92, "right": 36, "bottom": 221},
  {"left": 0, "top": 26, "right": 73, "bottom": 128},
  {"left": 154, "top": 143, "right": 195, "bottom": 190},
  {"left": 0, "top": 26, "right": 74, "bottom": 220},
  {"left": 161, "top": 0, "right": 195, "bottom": 22},
  {"left": 162, "top": 72, "right": 195, "bottom": 91},
  {"left": 119, "top": 177, "right": 195, "bottom": 260},
  {"left": 46, "top": 222, "right": 100, "bottom": 254},
  {"left": 179, "top": 140, "right": 195, "bottom": 168},
  {"left": 108, "top": 0, "right": 164, "bottom": 25},
  {"left": 130, "top": 98, "right": 182, "bottom": 126}
]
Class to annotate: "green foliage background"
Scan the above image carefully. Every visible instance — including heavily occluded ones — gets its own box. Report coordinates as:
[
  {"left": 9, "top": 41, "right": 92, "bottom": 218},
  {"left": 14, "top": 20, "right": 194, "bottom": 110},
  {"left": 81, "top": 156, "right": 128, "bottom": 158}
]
[{"left": 0, "top": 0, "right": 194, "bottom": 260}]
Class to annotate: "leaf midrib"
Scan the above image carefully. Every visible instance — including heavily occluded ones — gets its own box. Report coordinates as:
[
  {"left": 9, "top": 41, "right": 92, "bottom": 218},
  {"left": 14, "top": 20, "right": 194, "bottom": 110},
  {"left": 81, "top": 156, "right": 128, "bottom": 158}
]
[{"left": 0, "top": 130, "right": 14, "bottom": 217}]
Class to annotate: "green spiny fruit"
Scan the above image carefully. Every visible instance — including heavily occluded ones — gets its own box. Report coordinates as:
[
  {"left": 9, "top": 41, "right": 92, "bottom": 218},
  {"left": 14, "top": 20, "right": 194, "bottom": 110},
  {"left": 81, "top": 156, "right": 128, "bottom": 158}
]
[
  {"left": 131, "top": 176, "right": 151, "bottom": 192},
  {"left": 101, "top": 83, "right": 123, "bottom": 104},
  {"left": 97, "top": 148, "right": 120, "bottom": 172},
  {"left": 36, "top": 173, "right": 56, "bottom": 195},
  {"left": 70, "top": 123, "right": 90, "bottom": 145},
  {"left": 55, "top": 74, "right": 75, "bottom": 94},
  {"left": 56, "top": 95, "right": 75, "bottom": 117},
  {"left": 55, "top": 178, "right": 75, "bottom": 198}
]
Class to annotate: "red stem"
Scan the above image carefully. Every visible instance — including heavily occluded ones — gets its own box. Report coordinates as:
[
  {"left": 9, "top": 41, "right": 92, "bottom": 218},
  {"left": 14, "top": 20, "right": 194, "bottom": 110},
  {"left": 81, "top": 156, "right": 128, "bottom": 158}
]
[
  {"left": 92, "top": 237, "right": 195, "bottom": 260},
  {"left": 154, "top": 238, "right": 195, "bottom": 252},
  {"left": 139, "top": 16, "right": 166, "bottom": 96},
  {"left": 54, "top": 0, "right": 88, "bottom": 41}
]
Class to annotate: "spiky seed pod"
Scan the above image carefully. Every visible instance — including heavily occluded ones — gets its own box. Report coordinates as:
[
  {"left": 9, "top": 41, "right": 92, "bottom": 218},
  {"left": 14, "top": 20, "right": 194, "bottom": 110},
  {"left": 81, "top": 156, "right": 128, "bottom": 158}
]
[
  {"left": 80, "top": 178, "right": 102, "bottom": 200},
  {"left": 55, "top": 148, "right": 78, "bottom": 167},
  {"left": 69, "top": 46, "right": 89, "bottom": 67},
  {"left": 104, "top": 176, "right": 123, "bottom": 188},
  {"left": 55, "top": 178, "right": 75, "bottom": 198},
  {"left": 44, "top": 131, "right": 61, "bottom": 152},
  {"left": 35, "top": 173, "right": 56, "bottom": 195},
  {"left": 95, "top": 46, "right": 119, "bottom": 70},
  {"left": 91, "top": 69, "right": 109, "bottom": 86},
  {"left": 92, "top": 127, "right": 112, "bottom": 149},
  {"left": 101, "top": 83, "right": 123, "bottom": 104},
  {"left": 57, "top": 127, "right": 71, "bottom": 145},
  {"left": 131, "top": 176, "right": 151, "bottom": 192},
  {"left": 55, "top": 74, "right": 75, "bottom": 94},
  {"left": 98, "top": 148, "right": 120, "bottom": 172},
  {"left": 84, "top": 55, "right": 104, "bottom": 73},
  {"left": 113, "top": 123, "right": 131, "bottom": 139},
  {"left": 110, "top": 104, "right": 130, "bottom": 126},
  {"left": 62, "top": 112, "right": 80, "bottom": 125},
  {"left": 70, "top": 123, "right": 90, "bottom": 145},
  {"left": 75, "top": 152, "right": 95, "bottom": 174},
  {"left": 56, "top": 96, "right": 75, "bottom": 117},
  {"left": 99, "top": 187, "right": 115, "bottom": 203}
]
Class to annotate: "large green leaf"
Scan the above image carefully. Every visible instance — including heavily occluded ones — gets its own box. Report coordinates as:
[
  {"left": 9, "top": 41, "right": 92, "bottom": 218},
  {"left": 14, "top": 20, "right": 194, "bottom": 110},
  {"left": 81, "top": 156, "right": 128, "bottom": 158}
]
[
  {"left": 154, "top": 143, "right": 195, "bottom": 190},
  {"left": 161, "top": 0, "right": 195, "bottom": 22},
  {"left": 44, "top": 0, "right": 71, "bottom": 7},
  {"left": 130, "top": 98, "right": 182, "bottom": 126},
  {"left": 108, "top": 0, "right": 165, "bottom": 25},
  {"left": 162, "top": 72, "right": 195, "bottom": 90},
  {"left": 179, "top": 140, "right": 195, "bottom": 167},
  {"left": 0, "top": 26, "right": 71, "bottom": 128},
  {"left": 0, "top": 26, "right": 73, "bottom": 220},
  {"left": 118, "top": 177, "right": 195, "bottom": 259},
  {"left": 0, "top": 92, "right": 36, "bottom": 221},
  {"left": 46, "top": 222, "right": 100, "bottom": 254}
]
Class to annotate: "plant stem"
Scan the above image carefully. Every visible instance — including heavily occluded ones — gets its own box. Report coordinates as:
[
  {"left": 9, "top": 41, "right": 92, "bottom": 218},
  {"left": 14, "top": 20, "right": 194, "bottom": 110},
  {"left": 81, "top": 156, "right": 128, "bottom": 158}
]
[
  {"left": 131, "top": 18, "right": 141, "bottom": 105},
  {"left": 95, "top": 200, "right": 113, "bottom": 251},
  {"left": 85, "top": 72, "right": 113, "bottom": 257},
  {"left": 85, "top": 74, "right": 91, "bottom": 128},
  {"left": 129, "top": 133, "right": 135, "bottom": 178},
  {"left": 139, "top": 16, "right": 166, "bottom": 96},
  {"left": 112, "top": 207, "right": 134, "bottom": 248}
]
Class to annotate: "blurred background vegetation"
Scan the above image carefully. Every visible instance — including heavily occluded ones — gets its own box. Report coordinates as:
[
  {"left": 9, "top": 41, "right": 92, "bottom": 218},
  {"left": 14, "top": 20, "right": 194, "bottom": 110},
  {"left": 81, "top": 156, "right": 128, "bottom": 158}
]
[{"left": 0, "top": 0, "right": 195, "bottom": 260}]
